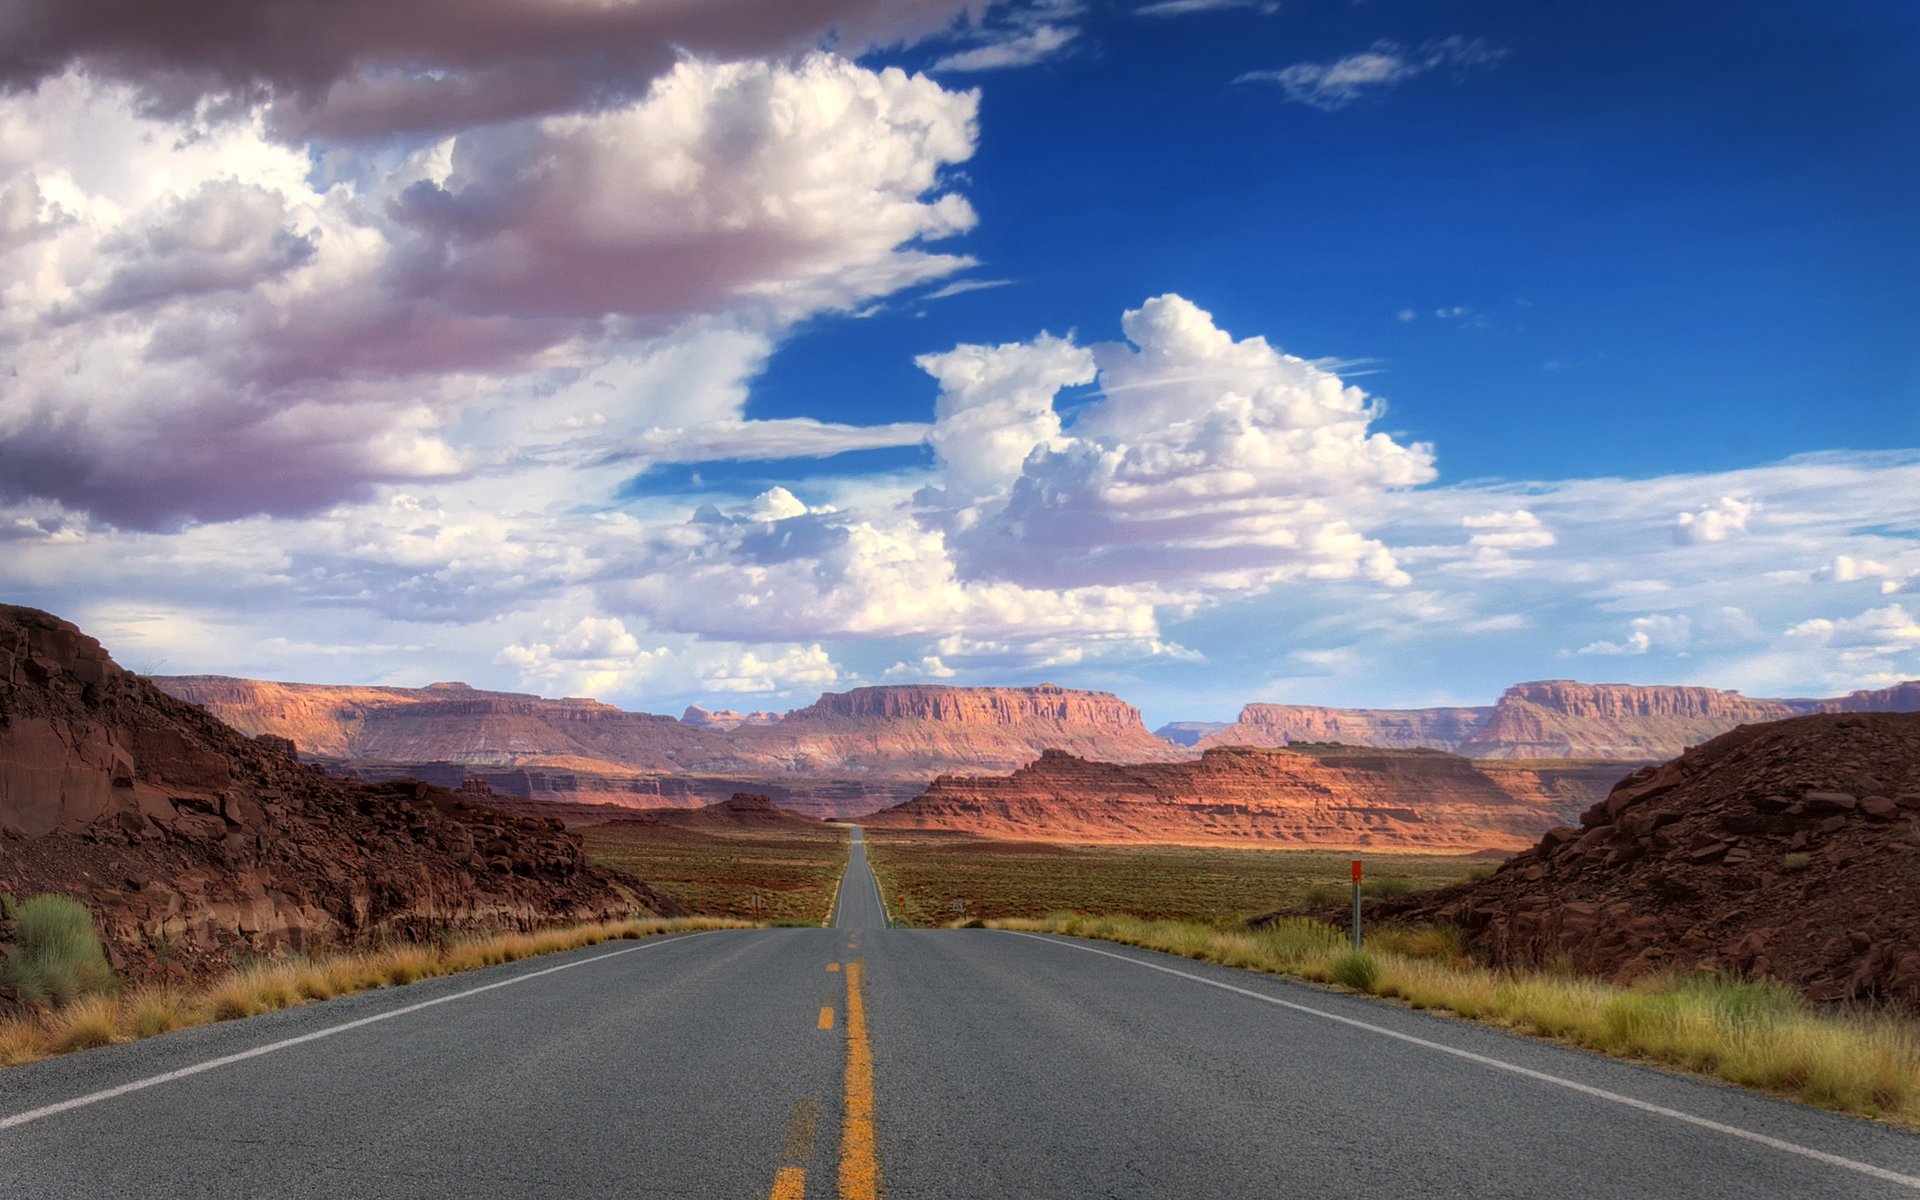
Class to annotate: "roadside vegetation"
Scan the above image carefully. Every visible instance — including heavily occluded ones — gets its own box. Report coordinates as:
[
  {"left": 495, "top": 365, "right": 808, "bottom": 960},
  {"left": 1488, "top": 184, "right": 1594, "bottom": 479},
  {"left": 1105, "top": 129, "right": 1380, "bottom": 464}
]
[
  {"left": 863, "top": 831, "right": 1482, "bottom": 927},
  {"left": 0, "top": 894, "right": 120, "bottom": 1007},
  {"left": 992, "top": 912, "right": 1920, "bottom": 1125},
  {"left": 582, "top": 823, "right": 850, "bottom": 924},
  {"left": 0, "top": 909, "right": 750, "bottom": 1069}
]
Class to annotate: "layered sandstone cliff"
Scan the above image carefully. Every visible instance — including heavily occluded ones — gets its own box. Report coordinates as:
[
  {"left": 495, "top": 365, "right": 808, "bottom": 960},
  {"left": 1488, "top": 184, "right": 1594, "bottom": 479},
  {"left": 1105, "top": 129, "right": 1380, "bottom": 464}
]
[
  {"left": 153, "top": 677, "right": 1185, "bottom": 816},
  {"left": 1384, "top": 713, "right": 1920, "bottom": 1008},
  {"left": 2, "top": 607, "right": 661, "bottom": 980},
  {"left": 1197, "top": 679, "right": 1919, "bottom": 761},
  {"left": 864, "top": 746, "right": 1582, "bottom": 850},
  {"left": 1457, "top": 680, "right": 1799, "bottom": 759}
]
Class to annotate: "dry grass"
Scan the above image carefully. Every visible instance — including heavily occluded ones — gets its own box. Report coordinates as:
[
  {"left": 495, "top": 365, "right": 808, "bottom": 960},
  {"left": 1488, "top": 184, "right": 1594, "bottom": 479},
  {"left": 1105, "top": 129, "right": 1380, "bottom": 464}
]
[
  {"left": 994, "top": 913, "right": 1920, "bottom": 1125},
  {"left": 582, "top": 823, "right": 850, "bottom": 924},
  {"left": 865, "top": 831, "right": 1480, "bottom": 928},
  {"left": 0, "top": 916, "right": 748, "bottom": 1070}
]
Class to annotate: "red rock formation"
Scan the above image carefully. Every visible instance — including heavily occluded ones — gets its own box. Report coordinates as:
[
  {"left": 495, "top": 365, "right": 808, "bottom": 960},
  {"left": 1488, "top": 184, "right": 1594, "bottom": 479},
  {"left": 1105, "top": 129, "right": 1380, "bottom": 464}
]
[
  {"left": 1461, "top": 681, "right": 1800, "bottom": 759},
  {"left": 1383, "top": 712, "right": 1920, "bottom": 1008},
  {"left": 1, "top": 606, "right": 666, "bottom": 984},
  {"left": 1199, "top": 704, "right": 1491, "bottom": 752},
  {"left": 865, "top": 746, "right": 1577, "bottom": 850},
  {"left": 1197, "top": 679, "right": 1919, "bottom": 761},
  {"left": 153, "top": 677, "right": 1186, "bottom": 816}
]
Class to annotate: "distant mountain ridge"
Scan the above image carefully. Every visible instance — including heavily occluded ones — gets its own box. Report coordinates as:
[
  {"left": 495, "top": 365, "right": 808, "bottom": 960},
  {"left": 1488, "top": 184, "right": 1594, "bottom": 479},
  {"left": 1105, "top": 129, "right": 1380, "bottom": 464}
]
[
  {"left": 1197, "top": 679, "right": 1920, "bottom": 761},
  {"left": 152, "top": 677, "right": 1184, "bottom": 816}
]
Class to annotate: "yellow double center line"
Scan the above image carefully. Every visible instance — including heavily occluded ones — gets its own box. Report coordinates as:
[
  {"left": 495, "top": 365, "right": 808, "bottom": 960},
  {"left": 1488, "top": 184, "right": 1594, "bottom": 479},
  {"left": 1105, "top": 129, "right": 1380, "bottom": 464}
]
[
  {"left": 839, "top": 960, "right": 881, "bottom": 1200},
  {"left": 768, "top": 958, "right": 883, "bottom": 1200}
]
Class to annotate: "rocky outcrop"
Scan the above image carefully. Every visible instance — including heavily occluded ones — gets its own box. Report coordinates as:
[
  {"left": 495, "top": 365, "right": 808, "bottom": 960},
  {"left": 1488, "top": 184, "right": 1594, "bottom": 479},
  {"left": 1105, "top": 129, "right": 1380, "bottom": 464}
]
[
  {"left": 1200, "top": 704, "right": 1491, "bottom": 753},
  {"left": 865, "top": 746, "right": 1580, "bottom": 850},
  {"left": 153, "top": 678, "right": 1187, "bottom": 816},
  {"left": 1, "top": 606, "right": 666, "bottom": 983},
  {"left": 1382, "top": 713, "right": 1920, "bottom": 1008}
]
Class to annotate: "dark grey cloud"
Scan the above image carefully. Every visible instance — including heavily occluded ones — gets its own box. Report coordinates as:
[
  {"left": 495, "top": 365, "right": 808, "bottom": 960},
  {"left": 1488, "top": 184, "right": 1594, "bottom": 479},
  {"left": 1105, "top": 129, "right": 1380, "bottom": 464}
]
[{"left": 0, "top": 0, "right": 981, "bottom": 139}]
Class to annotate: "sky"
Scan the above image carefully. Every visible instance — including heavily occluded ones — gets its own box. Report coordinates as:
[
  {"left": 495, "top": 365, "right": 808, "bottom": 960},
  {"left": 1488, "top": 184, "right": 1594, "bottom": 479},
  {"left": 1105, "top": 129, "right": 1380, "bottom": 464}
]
[{"left": 0, "top": 0, "right": 1915, "bottom": 727}]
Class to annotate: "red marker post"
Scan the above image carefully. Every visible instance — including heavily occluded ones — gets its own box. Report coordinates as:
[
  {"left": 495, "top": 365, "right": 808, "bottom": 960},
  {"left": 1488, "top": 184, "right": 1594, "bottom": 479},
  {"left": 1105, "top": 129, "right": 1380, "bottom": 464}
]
[{"left": 1350, "top": 860, "right": 1364, "bottom": 951}]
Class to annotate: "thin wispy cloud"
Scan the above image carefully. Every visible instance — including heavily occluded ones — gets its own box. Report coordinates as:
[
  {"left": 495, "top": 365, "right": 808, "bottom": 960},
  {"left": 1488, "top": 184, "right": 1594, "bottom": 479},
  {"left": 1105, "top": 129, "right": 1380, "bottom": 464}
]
[
  {"left": 1238, "top": 36, "right": 1507, "bottom": 110},
  {"left": 923, "top": 278, "right": 1017, "bottom": 301},
  {"left": 1136, "top": 0, "right": 1276, "bottom": 17}
]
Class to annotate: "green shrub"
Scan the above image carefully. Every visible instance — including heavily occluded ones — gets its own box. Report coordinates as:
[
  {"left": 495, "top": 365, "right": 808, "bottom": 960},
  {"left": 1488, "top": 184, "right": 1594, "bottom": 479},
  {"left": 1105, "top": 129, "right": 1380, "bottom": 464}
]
[
  {"left": 1329, "top": 949, "right": 1382, "bottom": 993},
  {"left": 0, "top": 894, "right": 118, "bottom": 1007},
  {"left": 1782, "top": 851, "right": 1812, "bottom": 871}
]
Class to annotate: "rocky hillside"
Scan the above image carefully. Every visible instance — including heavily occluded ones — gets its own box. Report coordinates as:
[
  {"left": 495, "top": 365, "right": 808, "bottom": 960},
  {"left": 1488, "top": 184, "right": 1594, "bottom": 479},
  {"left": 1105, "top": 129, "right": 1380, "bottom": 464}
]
[
  {"left": 154, "top": 677, "right": 1185, "bottom": 816},
  {"left": 1, "top": 606, "right": 666, "bottom": 982},
  {"left": 864, "top": 746, "right": 1604, "bottom": 850},
  {"left": 1196, "top": 679, "right": 1920, "bottom": 760},
  {"left": 1382, "top": 713, "right": 1920, "bottom": 1008}
]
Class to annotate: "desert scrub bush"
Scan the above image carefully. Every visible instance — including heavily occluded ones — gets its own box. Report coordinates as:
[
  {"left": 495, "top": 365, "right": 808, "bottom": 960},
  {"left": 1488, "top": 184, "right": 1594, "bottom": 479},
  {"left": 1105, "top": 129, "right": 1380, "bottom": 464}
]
[
  {"left": 1369, "top": 924, "right": 1466, "bottom": 963},
  {"left": 1782, "top": 851, "right": 1812, "bottom": 871},
  {"left": 1361, "top": 877, "right": 1415, "bottom": 900},
  {"left": 0, "top": 894, "right": 118, "bottom": 1007},
  {"left": 1300, "top": 883, "right": 1346, "bottom": 908},
  {"left": 1329, "top": 950, "right": 1382, "bottom": 993}
]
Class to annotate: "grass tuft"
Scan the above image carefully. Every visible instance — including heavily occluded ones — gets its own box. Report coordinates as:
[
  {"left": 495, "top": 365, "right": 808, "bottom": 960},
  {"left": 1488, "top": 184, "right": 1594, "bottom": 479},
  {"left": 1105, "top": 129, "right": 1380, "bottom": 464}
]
[
  {"left": 46, "top": 995, "right": 120, "bottom": 1052},
  {"left": 992, "top": 913, "right": 1920, "bottom": 1125},
  {"left": 0, "top": 894, "right": 118, "bottom": 1007},
  {"left": 1329, "top": 949, "right": 1382, "bottom": 993}
]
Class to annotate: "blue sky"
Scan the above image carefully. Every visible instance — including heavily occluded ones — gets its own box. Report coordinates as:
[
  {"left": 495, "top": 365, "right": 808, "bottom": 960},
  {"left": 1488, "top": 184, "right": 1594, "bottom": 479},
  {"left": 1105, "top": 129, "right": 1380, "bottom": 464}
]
[{"left": 0, "top": 0, "right": 1915, "bottom": 726}]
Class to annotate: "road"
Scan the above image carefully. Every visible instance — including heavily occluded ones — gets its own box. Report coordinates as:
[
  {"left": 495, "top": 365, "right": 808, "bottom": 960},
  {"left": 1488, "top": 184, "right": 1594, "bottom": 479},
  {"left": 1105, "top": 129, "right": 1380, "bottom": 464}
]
[{"left": 1, "top": 827, "right": 1917, "bottom": 1197}]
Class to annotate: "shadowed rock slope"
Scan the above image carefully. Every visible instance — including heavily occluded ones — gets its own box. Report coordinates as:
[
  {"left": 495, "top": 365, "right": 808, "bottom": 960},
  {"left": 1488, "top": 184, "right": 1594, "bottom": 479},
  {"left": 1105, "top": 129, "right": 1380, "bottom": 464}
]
[
  {"left": 0, "top": 606, "right": 668, "bottom": 985},
  {"left": 1381, "top": 712, "right": 1920, "bottom": 1008},
  {"left": 595, "top": 792, "right": 822, "bottom": 830}
]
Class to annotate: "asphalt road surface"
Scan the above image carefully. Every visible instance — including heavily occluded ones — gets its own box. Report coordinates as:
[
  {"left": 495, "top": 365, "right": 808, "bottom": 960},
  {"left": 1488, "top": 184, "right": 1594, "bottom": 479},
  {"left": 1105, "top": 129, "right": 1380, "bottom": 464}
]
[{"left": 2, "top": 827, "right": 1918, "bottom": 1197}]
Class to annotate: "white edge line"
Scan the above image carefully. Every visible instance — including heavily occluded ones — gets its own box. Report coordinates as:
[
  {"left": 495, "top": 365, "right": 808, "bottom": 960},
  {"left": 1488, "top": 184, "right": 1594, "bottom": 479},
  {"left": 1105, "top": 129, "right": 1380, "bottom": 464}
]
[
  {"left": 998, "top": 930, "right": 1920, "bottom": 1191},
  {"left": 0, "top": 930, "right": 721, "bottom": 1134}
]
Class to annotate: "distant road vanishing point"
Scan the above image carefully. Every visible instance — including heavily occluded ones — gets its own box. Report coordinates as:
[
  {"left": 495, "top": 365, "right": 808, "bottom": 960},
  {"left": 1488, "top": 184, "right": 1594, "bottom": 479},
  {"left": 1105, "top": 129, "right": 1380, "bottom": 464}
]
[{"left": 2, "top": 828, "right": 1918, "bottom": 1198}]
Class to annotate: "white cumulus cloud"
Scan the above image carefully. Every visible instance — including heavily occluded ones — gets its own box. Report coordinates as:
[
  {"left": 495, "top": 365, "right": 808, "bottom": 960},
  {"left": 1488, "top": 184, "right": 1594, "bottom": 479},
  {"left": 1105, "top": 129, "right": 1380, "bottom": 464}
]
[{"left": 1673, "top": 496, "right": 1756, "bottom": 544}]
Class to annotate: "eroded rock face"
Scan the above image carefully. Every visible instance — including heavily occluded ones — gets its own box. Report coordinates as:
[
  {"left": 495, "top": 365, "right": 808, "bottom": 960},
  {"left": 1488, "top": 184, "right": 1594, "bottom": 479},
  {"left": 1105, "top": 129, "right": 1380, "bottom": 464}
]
[
  {"left": 865, "top": 745, "right": 1599, "bottom": 850},
  {"left": 1459, "top": 681, "right": 1803, "bottom": 759},
  {"left": 1382, "top": 712, "right": 1920, "bottom": 1009},
  {"left": 153, "top": 677, "right": 1189, "bottom": 816},
  {"left": 1197, "top": 679, "right": 1919, "bottom": 761},
  {"left": 0, "top": 606, "right": 667, "bottom": 984}
]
